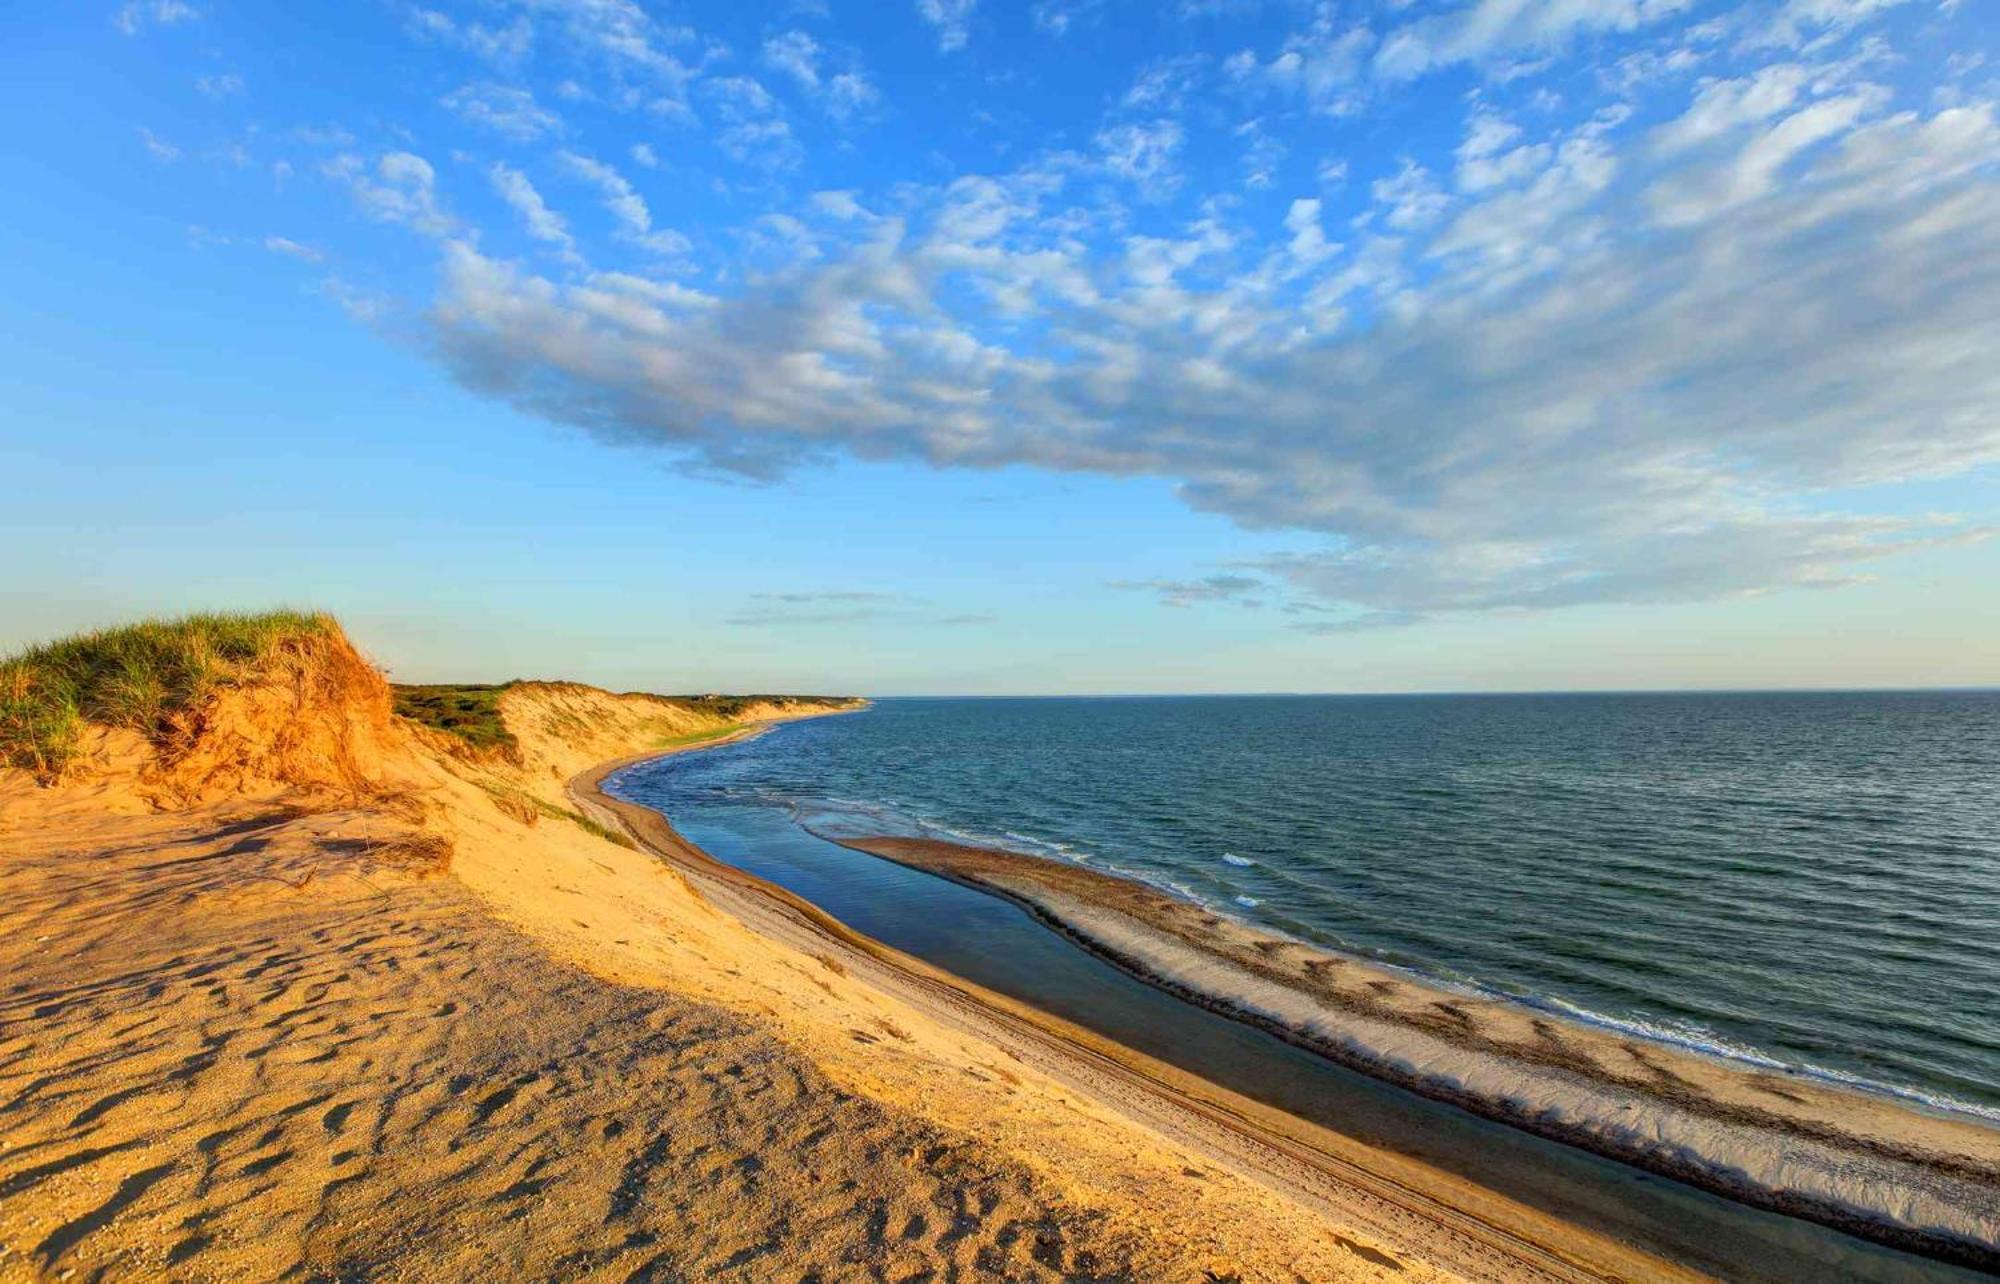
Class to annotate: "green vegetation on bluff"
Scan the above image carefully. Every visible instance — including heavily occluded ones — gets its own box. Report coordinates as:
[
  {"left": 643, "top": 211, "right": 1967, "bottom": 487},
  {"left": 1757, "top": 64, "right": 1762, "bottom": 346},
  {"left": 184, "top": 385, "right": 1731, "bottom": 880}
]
[
  {"left": 0, "top": 611, "right": 333, "bottom": 779},
  {"left": 390, "top": 683, "right": 517, "bottom": 752}
]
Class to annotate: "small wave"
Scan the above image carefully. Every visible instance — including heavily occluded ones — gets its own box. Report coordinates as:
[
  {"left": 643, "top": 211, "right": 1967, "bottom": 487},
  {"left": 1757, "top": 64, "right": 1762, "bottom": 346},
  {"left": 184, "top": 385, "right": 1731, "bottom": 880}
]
[
  {"left": 1526, "top": 996, "right": 2000, "bottom": 1124},
  {"left": 1234, "top": 895, "right": 1260, "bottom": 908},
  {"left": 1221, "top": 853, "right": 1256, "bottom": 867}
]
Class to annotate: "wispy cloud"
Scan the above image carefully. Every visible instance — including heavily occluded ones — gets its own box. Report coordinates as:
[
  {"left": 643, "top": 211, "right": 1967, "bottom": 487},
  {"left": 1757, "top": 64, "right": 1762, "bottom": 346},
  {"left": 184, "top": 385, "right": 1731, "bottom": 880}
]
[
  {"left": 1110, "top": 575, "right": 1267, "bottom": 607},
  {"left": 441, "top": 82, "right": 561, "bottom": 142},
  {"left": 558, "top": 151, "right": 689, "bottom": 255},
  {"left": 263, "top": 235, "right": 324, "bottom": 262},
  {"left": 325, "top": 151, "right": 454, "bottom": 237},
  {"left": 489, "top": 163, "right": 577, "bottom": 260},
  {"left": 916, "top": 0, "right": 976, "bottom": 53},
  {"left": 727, "top": 590, "right": 902, "bottom": 626},
  {"left": 762, "top": 31, "right": 881, "bottom": 120},
  {"left": 137, "top": 127, "right": 180, "bottom": 163},
  {"left": 115, "top": 0, "right": 197, "bottom": 36}
]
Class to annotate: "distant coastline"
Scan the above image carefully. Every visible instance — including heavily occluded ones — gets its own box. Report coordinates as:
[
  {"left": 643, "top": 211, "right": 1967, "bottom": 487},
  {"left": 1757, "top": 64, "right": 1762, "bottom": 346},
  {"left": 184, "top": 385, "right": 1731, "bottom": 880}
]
[{"left": 817, "top": 832, "right": 2000, "bottom": 1266}]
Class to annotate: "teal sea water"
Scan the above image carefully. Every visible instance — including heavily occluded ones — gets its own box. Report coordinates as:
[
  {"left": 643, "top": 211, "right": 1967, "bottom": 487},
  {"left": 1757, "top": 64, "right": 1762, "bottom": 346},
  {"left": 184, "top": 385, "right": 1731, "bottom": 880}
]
[{"left": 614, "top": 692, "right": 2000, "bottom": 1120}]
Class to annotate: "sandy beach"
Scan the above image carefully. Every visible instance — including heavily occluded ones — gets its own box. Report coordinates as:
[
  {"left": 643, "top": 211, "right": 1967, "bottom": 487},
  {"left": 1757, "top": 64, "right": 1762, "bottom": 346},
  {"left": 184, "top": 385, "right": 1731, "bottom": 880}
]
[
  {"left": 0, "top": 621, "right": 1650, "bottom": 1282},
  {"left": 1, "top": 617, "right": 1988, "bottom": 1281},
  {"left": 821, "top": 833, "right": 2000, "bottom": 1267}
]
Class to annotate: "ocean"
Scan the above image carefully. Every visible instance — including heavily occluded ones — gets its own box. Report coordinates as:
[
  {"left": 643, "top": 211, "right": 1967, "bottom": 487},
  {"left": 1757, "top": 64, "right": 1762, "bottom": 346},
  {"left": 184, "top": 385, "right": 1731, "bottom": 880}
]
[{"left": 610, "top": 691, "right": 2000, "bottom": 1121}]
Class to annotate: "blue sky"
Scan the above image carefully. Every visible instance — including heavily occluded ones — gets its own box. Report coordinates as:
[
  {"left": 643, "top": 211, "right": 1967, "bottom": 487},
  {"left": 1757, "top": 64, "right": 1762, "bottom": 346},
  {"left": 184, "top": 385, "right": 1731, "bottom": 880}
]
[{"left": 1, "top": 0, "right": 1995, "bottom": 693}]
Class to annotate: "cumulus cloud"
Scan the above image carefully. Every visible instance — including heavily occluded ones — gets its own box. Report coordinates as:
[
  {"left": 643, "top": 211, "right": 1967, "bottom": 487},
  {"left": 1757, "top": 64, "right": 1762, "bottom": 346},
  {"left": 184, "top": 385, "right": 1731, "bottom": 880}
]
[{"left": 411, "top": 87, "right": 2000, "bottom": 624}]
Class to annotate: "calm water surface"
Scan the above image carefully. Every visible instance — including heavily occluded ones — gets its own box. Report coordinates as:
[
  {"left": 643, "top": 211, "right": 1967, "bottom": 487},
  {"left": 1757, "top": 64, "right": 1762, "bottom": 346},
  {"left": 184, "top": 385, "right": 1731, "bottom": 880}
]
[{"left": 618, "top": 692, "right": 2000, "bottom": 1117}]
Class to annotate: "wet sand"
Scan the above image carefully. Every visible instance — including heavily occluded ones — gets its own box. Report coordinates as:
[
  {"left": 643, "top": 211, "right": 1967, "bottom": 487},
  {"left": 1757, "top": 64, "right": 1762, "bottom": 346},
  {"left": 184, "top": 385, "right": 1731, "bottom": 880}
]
[{"left": 826, "top": 833, "right": 2000, "bottom": 1268}]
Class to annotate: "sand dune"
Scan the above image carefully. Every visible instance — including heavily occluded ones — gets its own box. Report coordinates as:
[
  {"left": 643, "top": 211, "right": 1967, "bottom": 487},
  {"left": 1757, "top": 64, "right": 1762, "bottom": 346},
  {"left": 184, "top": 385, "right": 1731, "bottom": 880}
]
[{"left": 0, "top": 624, "right": 1432, "bottom": 1281}]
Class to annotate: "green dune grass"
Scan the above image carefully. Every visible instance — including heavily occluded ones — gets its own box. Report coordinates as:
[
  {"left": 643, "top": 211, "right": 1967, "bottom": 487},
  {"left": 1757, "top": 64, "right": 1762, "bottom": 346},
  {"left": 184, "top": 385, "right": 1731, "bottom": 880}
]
[
  {"left": 390, "top": 683, "right": 518, "bottom": 753},
  {"left": 0, "top": 610, "right": 333, "bottom": 779}
]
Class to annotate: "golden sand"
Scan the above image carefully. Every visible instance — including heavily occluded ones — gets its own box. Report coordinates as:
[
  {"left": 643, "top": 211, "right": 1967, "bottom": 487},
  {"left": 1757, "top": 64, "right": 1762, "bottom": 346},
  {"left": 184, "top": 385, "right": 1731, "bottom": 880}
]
[
  {"left": 0, "top": 630, "right": 1439, "bottom": 1281},
  {"left": 9, "top": 622, "right": 1948, "bottom": 1280}
]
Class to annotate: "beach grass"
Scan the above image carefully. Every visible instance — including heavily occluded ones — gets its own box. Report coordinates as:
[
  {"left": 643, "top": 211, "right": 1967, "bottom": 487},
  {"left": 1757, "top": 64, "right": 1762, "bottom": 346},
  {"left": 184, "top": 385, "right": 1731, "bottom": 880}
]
[
  {"left": 0, "top": 610, "right": 333, "bottom": 780},
  {"left": 654, "top": 724, "right": 741, "bottom": 749},
  {"left": 476, "top": 778, "right": 637, "bottom": 848},
  {"left": 391, "top": 683, "right": 518, "bottom": 752}
]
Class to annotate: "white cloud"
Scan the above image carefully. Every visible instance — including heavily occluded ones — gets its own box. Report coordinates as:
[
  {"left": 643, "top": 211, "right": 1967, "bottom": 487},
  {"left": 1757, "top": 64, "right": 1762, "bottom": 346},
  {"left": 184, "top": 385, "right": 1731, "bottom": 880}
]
[
  {"left": 137, "top": 127, "right": 180, "bottom": 163},
  {"left": 1123, "top": 56, "right": 1207, "bottom": 113},
  {"left": 1375, "top": 0, "right": 1693, "bottom": 82},
  {"left": 825, "top": 73, "right": 881, "bottom": 120},
  {"left": 1761, "top": 0, "right": 1921, "bottom": 48},
  {"left": 440, "top": 83, "right": 561, "bottom": 142},
  {"left": 1033, "top": 0, "right": 1104, "bottom": 34},
  {"left": 115, "top": 0, "right": 197, "bottom": 36},
  {"left": 195, "top": 72, "right": 243, "bottom": 98},
  {"left": 1230, "top": 118, "right": 1286, "bottom": 189},
  {"left": 916, "top": 0, "right": 977, "bottom": 53},
  {"left": 326, "top": 151, "right": 454, "bottom": 237},
  {"left": 264, "top": 235, "right": 324, "bottom": 262},
  {"left": 762, "top": 30, "right": 822, "bottom": 89},
  {"left": 1370, "top": 160, "right": 1450, "bottom": 229},
  {"left": 1455, "top": 113, "right": 1554, "bottom": 192},
  {"left": 1097, "top": 119, "right": 1186, "bottom": 197},
  {"left": 1284, "top": 198, "right": 1339, "bottom": 265},
  {"left": 490, "top": 163, "right": 576, "bottom": 255},
  {"left": 407, "top": 9, "right": 532, "bottom": 64},
  {"left": 762, "top": 30, "right": 880, "bottom": 119},
  {"left": 408, "top": 89, "right": 2000, "bottom": 624},
  {"left": 1650, "top": 65, "right": 1811, "bottom": 154},
  {"left": 630, "top": 142, "right": 659, "bottom": 168},
  {"left": 1649, "top": 93, "right": 1873, "bottom": 224},
  {"left": 558, "top": 151, "right": 689, "bottom": 255},
  {"left": 1229, "top": 12, "right": 1372, "bottom": 116}
]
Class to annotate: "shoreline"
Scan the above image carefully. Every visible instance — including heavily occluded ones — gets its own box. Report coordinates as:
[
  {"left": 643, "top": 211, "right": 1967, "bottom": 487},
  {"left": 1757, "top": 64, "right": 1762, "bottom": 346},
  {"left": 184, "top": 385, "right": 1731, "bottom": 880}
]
[
  {"left": 571, "top": 745, "right": 1718, "bottom": 1283},
  {"left": 820, "top": 832, "right": 2000, "bottom": 1267},
  {"left": 579, "top": 730, "right": 1998, "bottom": 1278}
]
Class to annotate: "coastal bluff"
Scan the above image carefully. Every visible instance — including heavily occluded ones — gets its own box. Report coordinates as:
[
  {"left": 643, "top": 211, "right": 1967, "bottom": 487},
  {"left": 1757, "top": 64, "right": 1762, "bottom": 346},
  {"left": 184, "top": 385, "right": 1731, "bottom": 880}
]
[{"left": 0, "top": 613, "right": 1434, "bottom": 1283}]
